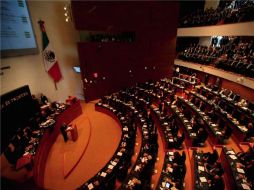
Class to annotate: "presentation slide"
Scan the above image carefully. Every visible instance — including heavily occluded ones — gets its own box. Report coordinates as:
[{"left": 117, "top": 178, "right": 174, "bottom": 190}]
[{"left": 0, "top": 0, "right": 37, "bottom": 51}]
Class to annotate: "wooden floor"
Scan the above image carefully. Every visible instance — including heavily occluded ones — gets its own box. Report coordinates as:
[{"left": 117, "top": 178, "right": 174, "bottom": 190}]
[
  {"left": 2, "top": 101, "right": 252, "bottom": 190},
  {"left": 44, "top": 102, "right": 122, "bottom": 190}
]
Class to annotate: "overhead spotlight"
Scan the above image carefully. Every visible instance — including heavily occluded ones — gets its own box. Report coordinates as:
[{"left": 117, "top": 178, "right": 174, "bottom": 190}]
[
  {"left": 102, "top": 77, "right": 106, "bottom": 80},
  {"left": 129, "top": 70, "right": 132, "bottom": 73},
  {"left": 144, "top": 67, "right": 147, "bottom": 70},
  {"left": 64, "top": 3, "right": 72, "bottom": 22}
]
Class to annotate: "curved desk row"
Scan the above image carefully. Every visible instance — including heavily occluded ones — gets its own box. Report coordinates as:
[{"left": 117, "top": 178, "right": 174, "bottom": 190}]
[
  {"left": 151, "top": 107, "right": 184, "bottom": 150},
  {"left": 77, "top": 100, "right": 137, "bottom": 190},
  {"left": 220, "top": 147, "right": 252, "bottom": 190},
  {"left": 116, "top": 92, "right": 158, "bottom": 190},
  {"left": 200, "top": 86, "right": 254, "bottom": 121},
  {"left": 177, "top": 97, "right": 227, "bottom": 144},
  {"left": 156, "top": 151, "right": 186, "bottom": 190},
  {"left": 192, "top": 89, "right": 249, "bottom": 142},
  {"left": 170, "top": 105, "right": 196, "bottom": 147}
]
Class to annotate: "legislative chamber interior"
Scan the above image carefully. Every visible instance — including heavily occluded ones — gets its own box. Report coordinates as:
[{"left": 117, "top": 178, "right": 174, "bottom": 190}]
[{"left": 0, "top": 1, "right": 254, "bottom": 190}]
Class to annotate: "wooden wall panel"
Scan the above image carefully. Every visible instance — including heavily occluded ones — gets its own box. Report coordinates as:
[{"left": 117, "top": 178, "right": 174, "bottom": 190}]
[
  {"left": 73, "top": 1, "right": 179, "bottom": 101},
  {"left": 221, "top": 80, "right": 254, "bottom": 102}
]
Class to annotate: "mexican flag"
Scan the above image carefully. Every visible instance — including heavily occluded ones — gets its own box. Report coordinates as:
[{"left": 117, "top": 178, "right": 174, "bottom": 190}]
[{"left": 38, "top": 20, "right": 62, "bottom": 82}]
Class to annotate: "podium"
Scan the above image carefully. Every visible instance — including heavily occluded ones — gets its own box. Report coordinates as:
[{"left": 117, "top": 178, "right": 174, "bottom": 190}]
[
  {"left": 33, "top": 99, "right": 82, "bottom": 187},
  {"left": 66, "top": 125, "right": 78, "bottom": 141}
]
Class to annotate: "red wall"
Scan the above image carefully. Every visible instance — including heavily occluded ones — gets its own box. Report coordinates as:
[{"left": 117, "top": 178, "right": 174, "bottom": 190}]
[
  {"left": 186, "top": 68, "right": 254, "bottom": 101},
  {"left": 72, "top": 1, "right": 179, "bottom": 101},
  {"left": 221, "top": 80, "right": 254, "bottom": 102}
]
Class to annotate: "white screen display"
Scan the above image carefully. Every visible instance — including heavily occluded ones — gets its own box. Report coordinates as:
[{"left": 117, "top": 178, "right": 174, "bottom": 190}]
[{"left": 1, "top": 0, "right": 38, "bottom": 57}]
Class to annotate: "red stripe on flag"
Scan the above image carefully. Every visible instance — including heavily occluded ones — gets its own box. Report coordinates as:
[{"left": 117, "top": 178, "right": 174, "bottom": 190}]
[{"left": 48, "top": 62, "right": 62, "bottom": 82}]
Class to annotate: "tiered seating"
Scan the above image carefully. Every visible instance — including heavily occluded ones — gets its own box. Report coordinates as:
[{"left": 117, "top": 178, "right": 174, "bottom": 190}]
[
  {"left": 4, "top": 101, "right": 70, "bottom": 168},
  {"left": 177, "top": 39, "right": 254, "bottom": 78},
  {"left": 115, "top": 91, "right": 158, "bottom": 190},
  {"left": 135, "top": 82, "right": 185, "bottom": 150},
  {"left": 220, "top": 147, "right": 253, "bottom": 190},
  {"left": 161, "top": 78, "right": 185, "bottom": 95},
  {"left": 192, "top": 149, "right": 225, "bottom": 190},
  {"left": 178, "top": 45, "right": 217, "bottom": 65},
  {"left": 77, "top": 75, "right": 253, "bottom": 190},
  {"left": 175, "top": 98, "right": 209, "bottom": 147},
  {"left": 179, "top": 0, "right": 254, "bottom": 27},
  {"left": 200, "top": 86, "right": 253, "bottom": 142},
  {"left": 78, "top": 97, "right": 137, "bottom": 190},
  {"left": 188, "top": 91, "right": 233, "bottom": 142},
  {"left": 178, "top": 96, "right": 230, "bottom": 144},
  {"left": 152, "top": 107, "right": 185, "bottom": 150},
  {"left": 170, "top": 104, "right": 196, "bottom": 147},
  {"left": 156, "top": 151, "right": 186, "bottom": 190},
  {"left": 172, "top": 73, "right": 200, "bottom": 90}
]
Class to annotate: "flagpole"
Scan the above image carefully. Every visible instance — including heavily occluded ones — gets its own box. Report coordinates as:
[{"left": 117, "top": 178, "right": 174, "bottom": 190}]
[
  {"left": 39, "top": 20, "right": 62, "bottom": 89},
  {"left": 54, "top": 82, "right": 58, "bottom": 90}
]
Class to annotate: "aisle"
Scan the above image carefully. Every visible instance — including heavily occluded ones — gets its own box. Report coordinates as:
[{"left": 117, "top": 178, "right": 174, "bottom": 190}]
[{"left": 151, "top": 127, "right": 165, "bottom": 190}]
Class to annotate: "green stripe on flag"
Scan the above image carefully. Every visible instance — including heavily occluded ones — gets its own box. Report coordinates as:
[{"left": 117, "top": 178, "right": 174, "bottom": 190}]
[{"left": 42, "top": 32, "right": 49, "bottom": 50}]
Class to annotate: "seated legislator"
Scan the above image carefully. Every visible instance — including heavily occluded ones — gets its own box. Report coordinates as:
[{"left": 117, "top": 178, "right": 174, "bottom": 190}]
[
  {"left": 173, "top": 151, "right": 186, "bottom": 166},
  {"left": 245, "top": 160, "right": 254, "bottom": 183},
  {"left": 192, "top": 128, "right": 208, "bottom": 146},
  {"left": 199, "top": 101, "right": 206, "bottom": 112},
  {"left": 237, "top": 146, "right": 254, "bottom": 165},
  {"left": 173, "top": 133, "right": 185, "bottom": 149},
  {"left": 237, "top": 98, "right": 248, "bottom": 107},
  {"left": 208, "top": 175, "right": 225, "bottom": 190},
  {"left": 244, "top": 122, "right": 254, "bottom": 141},
  {"left": 219, "top": 126, "right": 233, "bottom": 140},
  {"left": 203, "top": 150, "right": 219, "bottom": 165},
  {"left": 205, "top": 161, "right": 224, "bottom": 177},
  {"left": 60, "top": 123, "right": 68, "bottom": 142}
]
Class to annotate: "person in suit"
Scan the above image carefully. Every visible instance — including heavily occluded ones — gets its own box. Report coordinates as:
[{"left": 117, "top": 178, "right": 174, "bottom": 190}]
[
  {"left": 244, "top": 122, "right": 254, "bottom": 141},
  {"left": 173, "top": 151, "right": 186, "bottom": 166},
  {"left": 199, "top": 101, "right": 206, "bottom": 112},
  {"left": 192, "top": 128, "right": 208, "bottom": 146},
  {"left": 204, "top": 150, "right": 219, "bottom": 165},
  {"left": 197, "top": 128, "right": 208, "bottom": 143},
  {"left": 245, "top": 160, "right": 254, "bottom": 183},
  {"left": 208, "top": 175, "right": 225, "bottom": 190},
  {"left": 41, "top": 93, "right": 49, "bottom": 105},
  {"left": 171, "top": 163, "right": 183, "bottom": 182},
  {"left": 60, "top": 123, "right": 68, "bottom": 142},
  {"left": 206, "top": 161, "right": 224, "bottom": 177},
  {"left": 174, "top": 133, "right": 185, "bottom": 149},
  {"left": 191, "top": 118, "right": 200, "bottom": 132}
]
